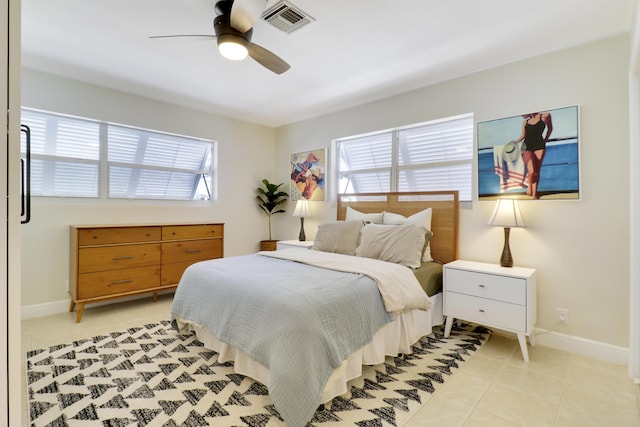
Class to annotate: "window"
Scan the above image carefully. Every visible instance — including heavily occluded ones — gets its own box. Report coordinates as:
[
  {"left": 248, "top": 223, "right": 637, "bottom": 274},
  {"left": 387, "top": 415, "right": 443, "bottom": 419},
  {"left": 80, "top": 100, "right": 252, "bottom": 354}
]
[
  {"left": 336, "top": 114, "right": 473, "bottom": 201},
  {"left": 21, "top": 109, "right": 100, "bottom": 198},
  {"left": 20, "top": 108, "right": 215, "bottom": 201}
]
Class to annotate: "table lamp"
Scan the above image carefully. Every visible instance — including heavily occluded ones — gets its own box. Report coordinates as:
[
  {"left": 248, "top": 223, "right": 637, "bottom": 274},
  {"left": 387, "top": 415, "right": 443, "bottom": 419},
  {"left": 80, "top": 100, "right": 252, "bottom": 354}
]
[
  {"left": 487, "top": 199, "right": 525, "bottom": 267},
  {"left": 292, "top": 199, "right": 310, "bottom": 241}
]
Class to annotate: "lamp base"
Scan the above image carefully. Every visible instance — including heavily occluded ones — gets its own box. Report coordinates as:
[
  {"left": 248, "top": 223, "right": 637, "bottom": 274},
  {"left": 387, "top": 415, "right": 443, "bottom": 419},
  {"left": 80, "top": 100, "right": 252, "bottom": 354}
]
[
  {"left": 298, "top": 217, "right": 306, "bottom": 241},
  {"left": 500, "top": 227, "right": 513, "bottom": 267}
]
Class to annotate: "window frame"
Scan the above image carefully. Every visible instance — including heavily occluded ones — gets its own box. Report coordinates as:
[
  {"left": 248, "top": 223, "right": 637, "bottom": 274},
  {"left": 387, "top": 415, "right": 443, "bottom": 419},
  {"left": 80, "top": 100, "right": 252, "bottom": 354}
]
[
  {"left": 333, "top": 113, "right": 474, "bottom": 201},
  {"left": 20, "top": 107, "right": 217, "bottom": 203}
]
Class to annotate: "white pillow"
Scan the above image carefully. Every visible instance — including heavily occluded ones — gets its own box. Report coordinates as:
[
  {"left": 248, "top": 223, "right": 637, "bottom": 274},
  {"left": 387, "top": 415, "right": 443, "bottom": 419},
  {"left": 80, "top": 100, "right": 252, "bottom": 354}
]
[
  {"left": 382, "top": 208, "right": 433, "bottom": 261},
  {"left": 355, "top": 223, "right": 427, "bottom": 269},
  {"left": 345, "top": 207, "right": 383, "bottom": 224},
  {"left": 312, "top": 220, "right": 364, "bottom": 256}
]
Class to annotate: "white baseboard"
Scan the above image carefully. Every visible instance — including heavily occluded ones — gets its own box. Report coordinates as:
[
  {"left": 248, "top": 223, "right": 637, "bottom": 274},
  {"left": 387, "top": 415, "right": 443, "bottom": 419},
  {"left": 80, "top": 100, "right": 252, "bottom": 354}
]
[
  {"left": 21, "top": 291, "right": 175, "bottom": 320},
  {"left": 21, "top": 300, "right": 71, "bottom": 319},
  {"left": 20, "top": 302, "right": 631, "bottom": 367},
  {"left": 532, "top": 327, "right": 629, "bottom": 366}
]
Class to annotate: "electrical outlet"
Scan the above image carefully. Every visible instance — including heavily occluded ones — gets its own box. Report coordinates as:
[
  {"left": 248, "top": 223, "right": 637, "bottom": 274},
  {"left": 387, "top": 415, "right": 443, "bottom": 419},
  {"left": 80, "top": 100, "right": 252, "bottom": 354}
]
[{"left": 556, "top": 308, "right": 569, "bottom": 325}]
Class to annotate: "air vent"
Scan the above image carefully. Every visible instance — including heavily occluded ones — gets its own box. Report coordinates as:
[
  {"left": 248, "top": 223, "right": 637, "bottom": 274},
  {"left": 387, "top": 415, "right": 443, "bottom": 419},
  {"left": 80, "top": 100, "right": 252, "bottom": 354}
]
[{"left": 262, "top": 1, "right": 314, "bottom": 34}]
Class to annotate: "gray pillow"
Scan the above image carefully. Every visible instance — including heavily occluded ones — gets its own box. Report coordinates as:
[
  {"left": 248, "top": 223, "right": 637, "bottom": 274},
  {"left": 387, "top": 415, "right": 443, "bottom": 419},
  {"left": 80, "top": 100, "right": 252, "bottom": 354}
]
[
  {"left": 383, "top": 208, "right": 433, "bottom": 261},
  {"left": 312, "top": 220, "right": 364, "bottom": 255},
  {"left": 355, "top": 223, "right": 427, "bottom": 269}
]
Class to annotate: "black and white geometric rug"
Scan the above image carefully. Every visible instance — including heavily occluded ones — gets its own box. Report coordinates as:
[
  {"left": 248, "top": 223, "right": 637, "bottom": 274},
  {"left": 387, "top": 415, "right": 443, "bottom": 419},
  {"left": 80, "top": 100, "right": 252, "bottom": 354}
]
[{"left": 26, "top": 320, "right": 491, "bottom": 427}]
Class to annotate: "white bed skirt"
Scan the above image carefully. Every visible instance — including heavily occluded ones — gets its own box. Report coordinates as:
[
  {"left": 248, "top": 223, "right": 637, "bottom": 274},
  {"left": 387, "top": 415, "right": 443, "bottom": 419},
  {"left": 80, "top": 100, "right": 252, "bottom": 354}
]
[{"left": 175, "top": 292, "right": 443, "bottom": 404}]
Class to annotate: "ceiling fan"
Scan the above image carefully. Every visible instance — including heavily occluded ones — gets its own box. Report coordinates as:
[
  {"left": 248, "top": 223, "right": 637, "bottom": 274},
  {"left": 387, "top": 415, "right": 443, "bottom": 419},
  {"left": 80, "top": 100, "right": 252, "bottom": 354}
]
[{"left": 150, "top": 0, "right": 290, "bottom": 74}]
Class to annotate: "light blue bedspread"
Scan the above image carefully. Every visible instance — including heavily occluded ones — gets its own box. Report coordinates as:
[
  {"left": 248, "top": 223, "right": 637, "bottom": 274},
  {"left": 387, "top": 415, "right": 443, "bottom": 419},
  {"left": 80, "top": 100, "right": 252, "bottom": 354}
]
[{"left": 171, "top": 253, "right": 394, "bottom": 427}]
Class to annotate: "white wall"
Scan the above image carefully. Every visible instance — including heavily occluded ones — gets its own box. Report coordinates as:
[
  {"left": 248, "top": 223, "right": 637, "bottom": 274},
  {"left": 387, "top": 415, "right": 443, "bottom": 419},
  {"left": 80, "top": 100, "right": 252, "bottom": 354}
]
[
  {"left": 21, "top": 35, "right": 632, "bottom": 351},
  {"left": 274, "top": 35, "right": 631, "bottom": 348},
  {"left": 21, "top": 68, "right": 278, "bottom": 306}
]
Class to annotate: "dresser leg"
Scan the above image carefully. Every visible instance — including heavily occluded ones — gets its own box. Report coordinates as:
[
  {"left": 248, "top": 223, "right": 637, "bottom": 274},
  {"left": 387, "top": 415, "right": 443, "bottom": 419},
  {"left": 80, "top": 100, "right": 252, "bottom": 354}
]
[
  {"left": 152, "top": 292, "right": 158, "bottom": 302},
  {"left": 75, "top": 303, "right": 85, "bottom": 323},
  {"left": 69, "top": 299, "right": 75, "bottom": 312},
  {"left": 517, "top": 333, "right": 529, "bottom": 362},
  {"left": 444, "top": 316, "right": 454, "bottom": 338}
]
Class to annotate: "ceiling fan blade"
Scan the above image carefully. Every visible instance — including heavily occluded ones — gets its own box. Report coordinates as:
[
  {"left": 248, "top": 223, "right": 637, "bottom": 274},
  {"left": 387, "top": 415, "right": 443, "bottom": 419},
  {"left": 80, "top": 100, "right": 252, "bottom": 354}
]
[
  {"left": 247, "top": 42, "right": 290, "bottom": 74},
  {"left": 149, "top": 35, "right": 216, "bottom": 39},
  {"left": 230, "top": 0, "right": 267, "bottom": 33}
]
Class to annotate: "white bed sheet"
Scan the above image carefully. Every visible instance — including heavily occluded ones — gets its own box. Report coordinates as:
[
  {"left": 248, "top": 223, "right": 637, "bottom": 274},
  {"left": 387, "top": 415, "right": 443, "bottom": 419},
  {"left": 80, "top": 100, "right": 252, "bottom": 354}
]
[{"left": 174, "top": 292, "right": 443, "bottom": 404}]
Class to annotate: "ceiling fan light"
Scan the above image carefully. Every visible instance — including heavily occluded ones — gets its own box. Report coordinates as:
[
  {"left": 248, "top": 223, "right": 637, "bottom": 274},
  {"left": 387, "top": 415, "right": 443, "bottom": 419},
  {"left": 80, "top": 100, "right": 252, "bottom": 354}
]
[{"left": 219, "top": 41, "right": 248, "bottom": 61}]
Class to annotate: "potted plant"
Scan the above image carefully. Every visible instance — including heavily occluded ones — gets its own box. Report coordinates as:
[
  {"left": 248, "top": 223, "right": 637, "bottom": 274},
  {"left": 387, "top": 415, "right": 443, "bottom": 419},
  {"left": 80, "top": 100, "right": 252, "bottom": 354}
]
[{"left": 256, "top": 179, "right": 288, "bottom": 251}]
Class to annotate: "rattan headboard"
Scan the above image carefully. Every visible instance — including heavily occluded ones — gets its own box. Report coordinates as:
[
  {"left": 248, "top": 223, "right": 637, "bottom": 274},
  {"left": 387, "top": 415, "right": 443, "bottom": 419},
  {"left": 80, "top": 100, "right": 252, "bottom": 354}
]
[{"left": 337, "top": 191, "right": 459, "bottom": 264}]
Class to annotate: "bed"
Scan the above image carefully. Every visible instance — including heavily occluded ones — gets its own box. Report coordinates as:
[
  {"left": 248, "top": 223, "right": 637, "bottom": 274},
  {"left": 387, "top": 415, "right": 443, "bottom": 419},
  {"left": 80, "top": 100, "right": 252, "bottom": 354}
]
[{"left": 171, "top": 191, "right": 459, "bottom": 427}]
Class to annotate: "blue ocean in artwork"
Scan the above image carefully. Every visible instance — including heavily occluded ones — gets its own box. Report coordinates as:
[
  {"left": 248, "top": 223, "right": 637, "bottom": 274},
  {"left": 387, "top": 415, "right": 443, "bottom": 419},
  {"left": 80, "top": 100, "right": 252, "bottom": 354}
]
[{"left": 478, "top": 139, "right": 579, "bottom": 197}]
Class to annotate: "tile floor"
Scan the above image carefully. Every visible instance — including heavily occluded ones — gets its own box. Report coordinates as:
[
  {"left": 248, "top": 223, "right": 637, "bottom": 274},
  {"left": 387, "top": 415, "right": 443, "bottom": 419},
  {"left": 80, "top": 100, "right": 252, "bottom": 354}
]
[{"left": 21, "top": 295, "right": 640, "bottom": 426}]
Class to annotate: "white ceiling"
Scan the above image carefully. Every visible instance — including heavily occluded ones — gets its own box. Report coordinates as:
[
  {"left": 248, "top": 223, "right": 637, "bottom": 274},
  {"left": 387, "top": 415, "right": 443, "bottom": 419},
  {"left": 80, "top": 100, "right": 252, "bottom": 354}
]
[{"left": 21, "top": 0, "right": 635, "bottom": 127}]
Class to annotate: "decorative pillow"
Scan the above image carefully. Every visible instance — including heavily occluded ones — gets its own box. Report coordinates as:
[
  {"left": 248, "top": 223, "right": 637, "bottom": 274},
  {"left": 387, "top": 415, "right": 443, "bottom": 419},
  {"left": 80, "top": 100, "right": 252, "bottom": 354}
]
[
  {"left": 382, "top": 208, "right": 434, "bottom": 261},
  {"left": 345, "top": 207, "right": 383, "bottom": 224},
  {"left": 355, "top": 223, "right": 427, "bottom": 269},
  {"left": 312, "top": 220, "right": 364, "bottom": 256}
]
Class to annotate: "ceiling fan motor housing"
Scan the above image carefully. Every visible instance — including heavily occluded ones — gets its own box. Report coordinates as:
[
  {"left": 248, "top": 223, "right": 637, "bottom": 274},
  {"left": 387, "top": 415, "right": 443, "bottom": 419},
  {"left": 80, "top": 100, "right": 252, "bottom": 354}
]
[
  {"left": 214, "top": 0, "right": 233, "bottom": 16},
  {"left": 214, "top": 13, "right": 252, "bottom": 49}
]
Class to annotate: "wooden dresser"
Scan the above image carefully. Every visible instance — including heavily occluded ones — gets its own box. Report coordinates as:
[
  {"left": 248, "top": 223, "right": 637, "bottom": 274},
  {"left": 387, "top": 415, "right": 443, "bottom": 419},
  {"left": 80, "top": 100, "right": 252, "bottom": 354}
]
[{"left": 69, "top": 223, "right": 224, "bottom": 322}]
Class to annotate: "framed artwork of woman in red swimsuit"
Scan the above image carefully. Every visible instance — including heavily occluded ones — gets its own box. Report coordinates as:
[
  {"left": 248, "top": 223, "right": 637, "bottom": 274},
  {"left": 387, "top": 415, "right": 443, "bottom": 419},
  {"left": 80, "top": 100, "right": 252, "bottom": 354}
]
[{"left": 477, "top": 105, "right": 580, "bottom": 201}]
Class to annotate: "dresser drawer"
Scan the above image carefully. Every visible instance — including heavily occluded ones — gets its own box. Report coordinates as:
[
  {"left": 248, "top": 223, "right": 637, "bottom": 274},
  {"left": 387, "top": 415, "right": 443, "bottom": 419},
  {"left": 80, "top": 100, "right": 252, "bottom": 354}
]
[
  {"left": 162, "top": 239, "right": 222, "bottom": 264},
  {"left": 162, "top": 224, "right": 223, "bottom": 241},
  {"left": 445, "top": 291, "right": 526, "bottom": 332},
  {"left": 161, "top": 260, "right": 201, "bottom": 286},
  {"left": 446, "top": 268, "right": 526, "bottom": 305},
  {"left": 78, "top": 266, "right": 161, "bottom": 299},
  {"left": 78, "top": 226, "right": 161, "bottom": 246},
  {"left": 78, "top": 243, "right": 161, "bottom": 273}
]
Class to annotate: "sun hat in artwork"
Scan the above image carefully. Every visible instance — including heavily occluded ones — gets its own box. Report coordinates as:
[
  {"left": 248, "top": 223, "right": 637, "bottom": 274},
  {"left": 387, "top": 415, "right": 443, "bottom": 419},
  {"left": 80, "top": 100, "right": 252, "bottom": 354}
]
[{"left": 502, "top": 140, "right": 523, "bottom": 162}]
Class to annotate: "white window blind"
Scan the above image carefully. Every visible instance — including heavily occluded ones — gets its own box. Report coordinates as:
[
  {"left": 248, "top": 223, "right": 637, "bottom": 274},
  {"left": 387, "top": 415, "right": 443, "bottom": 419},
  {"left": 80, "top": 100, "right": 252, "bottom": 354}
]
[
  {"left": 337, "top": 132, "right": 392, "bottom": 194},
  {"left": 21, "top": 109, "right": 100, "bottom": 197},
  {"left": 107, "top": 125, "right": 212, "bottom": 200},
  {"left": 336, "top": 114, "right": 473, "bottom": 200},
  {"left": 20, "top": 108, "right": 215, "bottom": 201}
]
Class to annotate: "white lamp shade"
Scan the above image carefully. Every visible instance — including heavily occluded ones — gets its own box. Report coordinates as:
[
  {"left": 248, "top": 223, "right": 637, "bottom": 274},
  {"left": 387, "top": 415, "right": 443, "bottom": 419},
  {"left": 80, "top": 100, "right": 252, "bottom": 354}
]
[
  {"left": 292, "top": 199, "right": 310, "bottom": 217},
  {"left": 487, "top": 199, "right": 525, "bottom": 227}
]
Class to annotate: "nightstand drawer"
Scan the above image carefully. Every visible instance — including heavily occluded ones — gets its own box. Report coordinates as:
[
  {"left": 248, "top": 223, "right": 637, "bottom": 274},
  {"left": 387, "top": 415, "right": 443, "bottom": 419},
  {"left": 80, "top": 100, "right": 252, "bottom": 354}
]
[
  {"left": 445, "top": 291, "right": 526, "bottom": 332},
  {"left": 446, "top": 268, "right": 526, "bottom": 305}
]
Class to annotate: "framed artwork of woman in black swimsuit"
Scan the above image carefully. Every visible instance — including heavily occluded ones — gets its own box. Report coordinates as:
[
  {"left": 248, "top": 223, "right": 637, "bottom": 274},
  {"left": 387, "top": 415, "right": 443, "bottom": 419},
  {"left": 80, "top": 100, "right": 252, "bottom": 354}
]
[{"left": 477, "top": 105, "right": 580, "bottom": 201}]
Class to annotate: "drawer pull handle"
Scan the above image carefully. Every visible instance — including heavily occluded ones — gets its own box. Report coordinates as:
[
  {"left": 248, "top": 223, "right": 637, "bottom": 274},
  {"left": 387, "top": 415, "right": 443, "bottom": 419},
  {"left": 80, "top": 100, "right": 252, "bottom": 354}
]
[
  {"left": 111, "top": 279, "right": 132, "bottom": 285},
  {"left": 479, "top": 309, "right": 485, "bottom": 313},
  {"left": 113, "top": 256, "right": 134, "bottom": 261},
  {"left": 478, "top": 284, "right": 485, "bottom": 288},
  {"left": 186, "top": 249, "right": 202, "bottom": 253}
]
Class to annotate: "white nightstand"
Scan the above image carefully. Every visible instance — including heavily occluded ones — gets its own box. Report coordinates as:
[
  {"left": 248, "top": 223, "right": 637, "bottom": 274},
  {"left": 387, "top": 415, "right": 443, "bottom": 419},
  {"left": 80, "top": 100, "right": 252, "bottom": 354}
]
[
  {"left": 276, "top": 240, "right": 314, "bottom": 250},
  {"left": 443, "top": 260, "right": 537, "bottom": 361}
]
